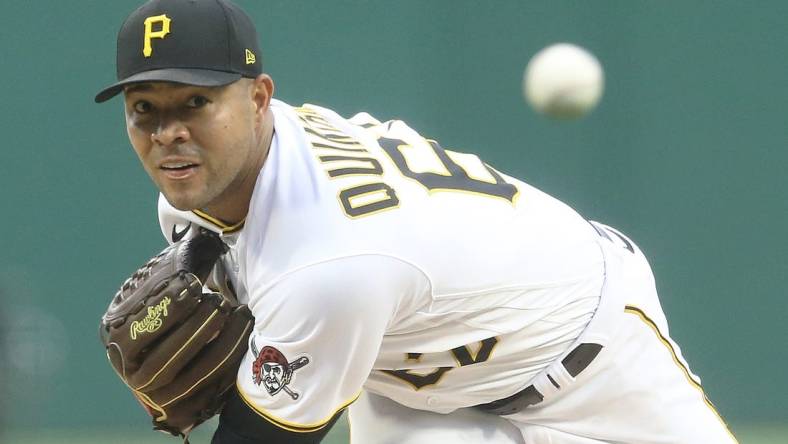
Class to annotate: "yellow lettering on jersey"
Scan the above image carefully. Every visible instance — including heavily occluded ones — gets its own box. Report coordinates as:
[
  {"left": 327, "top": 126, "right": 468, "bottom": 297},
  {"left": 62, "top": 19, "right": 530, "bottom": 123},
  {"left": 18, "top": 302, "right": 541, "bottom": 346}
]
[
  {"left": 296, "top": 107, "right": 341, "bottom": 133},
  {"left": 339, "top": 182, "right": 399, "bottom": 218},
  {"left": 245, "top": 49, "right": 256, "bottom": 64},
  {"left": 306, "top": 128, "right": 365, "bottom": 151},
  {"left": 143, "top": 14, "right": 171, "bottom": 57},
  {"left": 312, "top": 140, "right": 368, "bottom": 154},
  {"left": 130, "top": 296, "right": 171, "bottom": 339},
  {"left": 298, "top": 110, "right": 366, "bottom": 148},
  {"left": 295, "top": 106, "right": 399, "bottom": 218},
  {"left": 319, "top": 155, "right": 383, "bottom": 178}
]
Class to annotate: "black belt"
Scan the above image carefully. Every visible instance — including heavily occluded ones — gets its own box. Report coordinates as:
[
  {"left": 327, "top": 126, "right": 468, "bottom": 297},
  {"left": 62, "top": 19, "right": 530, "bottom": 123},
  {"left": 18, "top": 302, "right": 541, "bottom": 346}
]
[{"left": 475, "top": 342, "right": 603, "bottom": 416}]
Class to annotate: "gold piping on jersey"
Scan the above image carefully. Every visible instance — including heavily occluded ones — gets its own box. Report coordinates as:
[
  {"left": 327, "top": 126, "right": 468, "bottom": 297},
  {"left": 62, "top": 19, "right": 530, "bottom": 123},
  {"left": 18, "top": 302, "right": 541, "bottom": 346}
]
[
  {"left": 624, "top": 305, "right": 739, "bottom": 444},
  {"left": 191, "top": 209, "right": 245, "bottom": 234},
  {"left": 237, "top": 384, "right": 360, "bottom": 433}
]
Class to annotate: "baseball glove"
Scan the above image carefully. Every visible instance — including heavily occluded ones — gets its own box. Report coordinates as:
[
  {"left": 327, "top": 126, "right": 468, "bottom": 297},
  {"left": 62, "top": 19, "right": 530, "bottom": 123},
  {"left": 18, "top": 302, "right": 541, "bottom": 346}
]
[{"left": 100, "top": 230, "right": 254, "bottom": 440}]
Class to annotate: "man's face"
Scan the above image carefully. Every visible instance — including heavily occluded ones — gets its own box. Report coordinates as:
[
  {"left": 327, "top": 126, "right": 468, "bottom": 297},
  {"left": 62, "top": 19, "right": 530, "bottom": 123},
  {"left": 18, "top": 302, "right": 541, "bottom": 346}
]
[
  {"left": 124, "top": 80, "right": 260, "bottom": 212},
  {"left": 263, "top": 362, "right": 286, "bottom": 394}
]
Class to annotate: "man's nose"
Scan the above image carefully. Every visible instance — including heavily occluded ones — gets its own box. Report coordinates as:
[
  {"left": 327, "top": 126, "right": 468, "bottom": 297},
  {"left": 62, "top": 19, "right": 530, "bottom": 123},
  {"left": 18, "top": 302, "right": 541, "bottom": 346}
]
[{"left": 151, "top": 116, "right": 190, "bottom": 147}]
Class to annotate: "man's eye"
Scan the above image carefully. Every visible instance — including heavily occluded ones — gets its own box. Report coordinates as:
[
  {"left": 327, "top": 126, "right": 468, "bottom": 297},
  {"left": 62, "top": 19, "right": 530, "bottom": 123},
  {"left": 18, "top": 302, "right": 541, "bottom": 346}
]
[
  {"left": 133, "top": 101, "right": 152, "bottom": 113},
  {"left": 186, "top": 95, "right": 210, "bottom": 108}
]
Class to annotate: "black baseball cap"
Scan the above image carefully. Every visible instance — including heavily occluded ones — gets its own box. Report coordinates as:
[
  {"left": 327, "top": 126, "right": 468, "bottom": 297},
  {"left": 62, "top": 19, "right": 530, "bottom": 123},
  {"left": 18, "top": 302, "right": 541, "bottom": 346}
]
[{"left": 95, "top": 0, "right": 262, "bottom": 103}]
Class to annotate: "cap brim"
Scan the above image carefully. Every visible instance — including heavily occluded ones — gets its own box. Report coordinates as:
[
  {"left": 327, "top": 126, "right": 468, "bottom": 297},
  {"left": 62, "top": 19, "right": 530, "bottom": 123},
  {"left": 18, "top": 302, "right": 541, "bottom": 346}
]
[{"left": 94, "top": 68, "right": 243, "bottom": 103}]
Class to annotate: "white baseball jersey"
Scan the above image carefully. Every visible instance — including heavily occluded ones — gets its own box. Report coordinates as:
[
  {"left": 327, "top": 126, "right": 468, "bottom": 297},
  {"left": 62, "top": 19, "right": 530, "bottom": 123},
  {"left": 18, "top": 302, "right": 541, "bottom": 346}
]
[
  {"left": 347, "top": 227, "right": 738, "bottom": 444},
  {"left": 158, "top": 99, "right": 605, "bottom": 431}
]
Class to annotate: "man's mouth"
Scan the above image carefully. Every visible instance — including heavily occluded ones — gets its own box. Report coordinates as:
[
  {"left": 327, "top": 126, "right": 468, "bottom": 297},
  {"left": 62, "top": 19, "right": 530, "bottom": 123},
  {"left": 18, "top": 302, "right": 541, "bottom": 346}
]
[{"left": 160, "top": 161, "right": 199, "bottom": 179}]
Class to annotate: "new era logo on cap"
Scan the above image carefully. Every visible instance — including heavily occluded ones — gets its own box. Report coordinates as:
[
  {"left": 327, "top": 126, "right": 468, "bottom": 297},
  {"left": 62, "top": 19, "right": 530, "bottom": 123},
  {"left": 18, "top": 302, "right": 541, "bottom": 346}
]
[
  {"left": 95, "top": 0, "right": 263, "bottom": 103},
  {"left": 245, "top": 49, "right": 256, "bottom": 65}
]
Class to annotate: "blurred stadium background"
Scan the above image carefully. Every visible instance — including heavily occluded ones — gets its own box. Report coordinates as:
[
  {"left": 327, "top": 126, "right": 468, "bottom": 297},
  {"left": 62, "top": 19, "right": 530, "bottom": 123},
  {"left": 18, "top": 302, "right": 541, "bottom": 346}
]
[{"left": 1, "top": 1, "right": 786, "bottom": 442}]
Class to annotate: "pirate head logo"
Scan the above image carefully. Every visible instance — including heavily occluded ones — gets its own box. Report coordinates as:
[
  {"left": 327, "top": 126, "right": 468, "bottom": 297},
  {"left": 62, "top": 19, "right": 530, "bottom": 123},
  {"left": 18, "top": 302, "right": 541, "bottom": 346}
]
[{"left": 251, "top": 338, "right": 309, "bottom": 400}]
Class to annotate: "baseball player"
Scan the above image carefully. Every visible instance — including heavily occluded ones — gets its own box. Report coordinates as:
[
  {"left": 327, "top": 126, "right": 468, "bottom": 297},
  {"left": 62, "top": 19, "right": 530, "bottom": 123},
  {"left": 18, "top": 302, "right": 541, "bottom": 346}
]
[{"left": 95, "top": 0, "right": 738, "bottom": 443}]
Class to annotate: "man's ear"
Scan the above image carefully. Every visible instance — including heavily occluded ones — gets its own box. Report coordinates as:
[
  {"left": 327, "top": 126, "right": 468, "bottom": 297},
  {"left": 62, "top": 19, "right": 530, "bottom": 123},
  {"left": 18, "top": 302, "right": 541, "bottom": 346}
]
[{"left": 251, "top": 74, "right": 275, "bottom": 116}]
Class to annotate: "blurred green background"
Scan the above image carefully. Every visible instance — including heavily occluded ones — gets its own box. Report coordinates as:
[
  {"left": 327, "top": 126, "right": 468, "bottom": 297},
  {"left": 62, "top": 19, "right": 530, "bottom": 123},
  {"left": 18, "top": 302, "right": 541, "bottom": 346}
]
[{"left": 1, "top": 1, "right": 786, "bottom": 442}]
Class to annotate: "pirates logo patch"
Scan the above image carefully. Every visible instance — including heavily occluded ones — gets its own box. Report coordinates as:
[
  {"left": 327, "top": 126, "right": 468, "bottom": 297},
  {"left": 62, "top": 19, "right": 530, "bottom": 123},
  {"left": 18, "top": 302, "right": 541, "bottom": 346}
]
[{"left": 251, "top": 338, "right": 309, "bottom": 400}]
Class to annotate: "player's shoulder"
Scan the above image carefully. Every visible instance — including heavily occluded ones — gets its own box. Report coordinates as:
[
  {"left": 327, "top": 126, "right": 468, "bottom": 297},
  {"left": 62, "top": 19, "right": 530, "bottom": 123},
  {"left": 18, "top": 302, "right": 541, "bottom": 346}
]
[
  {"left": 281, "top": 100, "right": 379, "bottom": 125},
  {"left": 274, "top": 99, "right": 417, "bottom": 142},
  {"left": 274, "top": 254, "right": 429, "bottom": 294},
  {"left": 246, "top": 253, "right": 431, "bottom": 323}
]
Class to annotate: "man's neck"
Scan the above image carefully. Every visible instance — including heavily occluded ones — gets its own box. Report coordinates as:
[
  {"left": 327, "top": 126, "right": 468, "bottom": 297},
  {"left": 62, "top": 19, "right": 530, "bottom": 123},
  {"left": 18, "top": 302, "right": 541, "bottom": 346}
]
[{"left": 202, "top": 111, "right": 275, "bottom": 226}]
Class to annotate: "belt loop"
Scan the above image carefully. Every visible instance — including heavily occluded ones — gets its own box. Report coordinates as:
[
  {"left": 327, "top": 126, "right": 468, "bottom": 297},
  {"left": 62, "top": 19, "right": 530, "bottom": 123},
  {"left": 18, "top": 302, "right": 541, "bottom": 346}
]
[
  {"left": 562, "top": 343, "right": 603, "bottom": 377},
  {"left": 476, "top": 342, "right": 603, "bottom": 416}
]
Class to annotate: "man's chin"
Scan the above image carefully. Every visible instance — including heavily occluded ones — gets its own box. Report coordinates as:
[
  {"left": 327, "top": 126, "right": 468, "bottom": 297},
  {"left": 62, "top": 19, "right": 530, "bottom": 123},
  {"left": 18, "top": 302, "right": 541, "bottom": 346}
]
[{"left": 162, "top": 192, "right": 207, "bottom": 212}]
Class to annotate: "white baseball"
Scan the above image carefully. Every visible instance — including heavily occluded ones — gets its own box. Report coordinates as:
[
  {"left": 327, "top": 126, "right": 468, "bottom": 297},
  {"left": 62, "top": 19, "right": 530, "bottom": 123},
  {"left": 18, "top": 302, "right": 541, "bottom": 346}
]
[{"left": 523, "top": 43, "right": 604, "bottom": 119}]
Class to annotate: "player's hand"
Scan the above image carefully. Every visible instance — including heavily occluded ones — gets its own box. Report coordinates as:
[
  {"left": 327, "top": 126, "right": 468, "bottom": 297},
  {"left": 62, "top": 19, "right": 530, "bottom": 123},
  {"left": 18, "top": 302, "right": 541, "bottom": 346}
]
[{"left": 100, "top": 230, "right": 254, "bottom": 439}]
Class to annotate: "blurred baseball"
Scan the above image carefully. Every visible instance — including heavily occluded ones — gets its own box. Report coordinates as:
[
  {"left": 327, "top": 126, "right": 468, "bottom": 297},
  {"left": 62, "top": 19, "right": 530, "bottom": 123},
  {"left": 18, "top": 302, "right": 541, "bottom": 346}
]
[{"left": 524, "top": 43, "right": 604, "bottom": 119}]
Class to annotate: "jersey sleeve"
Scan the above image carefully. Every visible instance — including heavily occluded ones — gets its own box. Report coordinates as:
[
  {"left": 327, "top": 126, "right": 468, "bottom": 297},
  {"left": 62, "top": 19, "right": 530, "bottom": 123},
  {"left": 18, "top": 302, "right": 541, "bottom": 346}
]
[{"left": 234, "top": 254, "right": 429, "bottom": 433}]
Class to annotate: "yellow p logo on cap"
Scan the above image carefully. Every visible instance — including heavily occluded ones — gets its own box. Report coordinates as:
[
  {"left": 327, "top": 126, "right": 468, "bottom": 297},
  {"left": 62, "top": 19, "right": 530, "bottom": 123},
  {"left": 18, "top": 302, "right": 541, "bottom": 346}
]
[{"left": 143, "top": 14, "right": 172, "bottom": 57}]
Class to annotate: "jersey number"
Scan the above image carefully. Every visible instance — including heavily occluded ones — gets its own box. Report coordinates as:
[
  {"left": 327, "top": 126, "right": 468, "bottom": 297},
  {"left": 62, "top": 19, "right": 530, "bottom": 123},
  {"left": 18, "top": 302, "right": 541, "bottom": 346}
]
[
  {"left": 382, "top": 337, "right": 498, "bottom": 390},
  {"left": 378, "top": 137, "right": 517, "bottom": 202},
  {"left": 338, "top": 136, "right": 517, "bottom": 218}
]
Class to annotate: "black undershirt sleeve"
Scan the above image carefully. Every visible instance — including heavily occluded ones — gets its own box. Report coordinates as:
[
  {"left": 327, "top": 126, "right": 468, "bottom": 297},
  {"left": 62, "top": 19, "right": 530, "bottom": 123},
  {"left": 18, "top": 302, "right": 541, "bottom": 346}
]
[{"left": 211, "top": 388, "right": 344, "bottom": 444}]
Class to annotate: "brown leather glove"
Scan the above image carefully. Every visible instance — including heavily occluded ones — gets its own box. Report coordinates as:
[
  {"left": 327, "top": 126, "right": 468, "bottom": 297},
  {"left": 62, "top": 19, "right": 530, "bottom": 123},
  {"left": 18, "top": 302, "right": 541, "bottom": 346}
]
[{"left": 100, "top": 230, "right": 253, "bottom": 440}]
